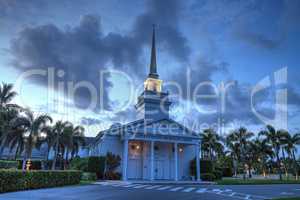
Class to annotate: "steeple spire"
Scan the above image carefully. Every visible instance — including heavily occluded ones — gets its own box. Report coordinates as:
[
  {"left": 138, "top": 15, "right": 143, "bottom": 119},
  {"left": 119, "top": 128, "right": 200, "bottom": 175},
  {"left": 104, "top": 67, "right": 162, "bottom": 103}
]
[{"left": 149, "top": 24, "right": 158, "bottom": 79}]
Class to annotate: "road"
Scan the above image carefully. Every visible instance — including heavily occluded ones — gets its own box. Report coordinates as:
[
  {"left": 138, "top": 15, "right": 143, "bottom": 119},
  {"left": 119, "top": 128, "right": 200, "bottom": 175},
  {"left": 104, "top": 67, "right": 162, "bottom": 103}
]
[{"left": 1, "top": 182, "right": 300, "bottom": 200}]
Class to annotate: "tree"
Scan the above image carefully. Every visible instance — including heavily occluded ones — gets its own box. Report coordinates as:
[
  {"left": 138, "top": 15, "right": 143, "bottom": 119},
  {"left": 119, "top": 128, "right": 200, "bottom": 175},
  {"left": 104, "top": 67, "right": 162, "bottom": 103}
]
[
  {"left": 50, "top": 121, "right": 71, "bottom": 170},
  {"left": 282, "top": 133, "right": 300, "bottom": 180},
  {"left": 0, "top": 83, "right": 19, "bottom": 156},
  {"left": 12, "top": 109, "right": 52, "bottom": 170},
  {"left": 226, "top": 127, "right": 254, "bottom": 179},
  {"left": 64, "top": 124, "right": 85, "bottom": 160},
  {"left": 259, "top": 125, "right": 287, "bottom": 180},
  {"left": 250, "top": 138, "right": 273, "bottom": 177},
  {"left": 201, "top": 129, "right": 223, "bottom": 160}
]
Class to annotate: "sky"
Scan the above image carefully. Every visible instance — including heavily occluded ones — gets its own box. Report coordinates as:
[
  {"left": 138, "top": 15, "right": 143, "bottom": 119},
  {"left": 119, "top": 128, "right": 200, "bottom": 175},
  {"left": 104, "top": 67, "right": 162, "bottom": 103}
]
[{"left": 0, "top": 0, "right": 300, "bottom": 137}]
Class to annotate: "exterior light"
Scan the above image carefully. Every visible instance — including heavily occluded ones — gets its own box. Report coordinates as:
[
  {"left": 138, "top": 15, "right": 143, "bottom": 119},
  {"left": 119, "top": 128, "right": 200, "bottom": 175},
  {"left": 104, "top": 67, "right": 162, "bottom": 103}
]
[
  {"left": 179, "top": 147, "right": 183, "bottom": 152},
  {"left": 136, "top": 145, "right": 140, "bottom": 150}
]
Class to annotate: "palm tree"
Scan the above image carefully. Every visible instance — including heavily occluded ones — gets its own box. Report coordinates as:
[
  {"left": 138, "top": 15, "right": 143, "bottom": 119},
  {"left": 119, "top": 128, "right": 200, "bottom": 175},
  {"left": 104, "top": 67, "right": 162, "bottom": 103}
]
[
  {"left": 0, "top": 106, "right": 20, "bottom": 156},
  {"left": 8, "top": 126, "right": 26, "bottom": 160},
  {"left": 51, "top": 121, "right": 71, "bottom": 170},
  {"left": 64, "top": 124, "right": 85, "bottom": 161},
  {"left": 252, "top": 138, "right": 274, "bottom": 177},
  {"left": 0, "top": 83, "right": 19, "bottom": 156},
  {"left": 282, "top": 133, "right": 300, "bottom": 180},
  {"left": 226, "top": 127, "right": 254, "bottom": 179},
  {"left": 12, "top": 109, "right": 52, "bottom": 170},
  {"left": 0, "top": 83, "right": 17, "bottom": 108},
  {"left": 201, "top": 129, "right": 223, "bottom": 160},
  {"left": 259, "top": 125, "right": 287, "bottom": 180}
]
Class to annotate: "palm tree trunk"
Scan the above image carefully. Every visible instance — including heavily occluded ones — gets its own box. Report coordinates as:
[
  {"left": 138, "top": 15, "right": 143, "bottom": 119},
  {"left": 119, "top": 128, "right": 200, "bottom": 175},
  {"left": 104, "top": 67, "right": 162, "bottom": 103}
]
[
  {"left": 292, "top": 150, "right": 298, "bottom": 180},
  {"left": 52, "top": 143, "right": 59, "bottom": 170},
  {"left": 276, "top": 151, "right": 282, "bottom": 180},
  {"left": 0, "top": 137, "right": 7, "bottom": 157},
  {"left": 14, "top": 144, "right": 20, "bottom": 160},
  {"left": 281, "top": 148, "right": 288, "bottom": 178}
]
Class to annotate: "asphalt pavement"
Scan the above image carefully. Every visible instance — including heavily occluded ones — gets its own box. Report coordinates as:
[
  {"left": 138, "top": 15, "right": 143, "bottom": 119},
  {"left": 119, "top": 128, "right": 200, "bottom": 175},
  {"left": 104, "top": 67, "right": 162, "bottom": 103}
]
[{"left": 1, "top": 181, "right": 300, "bottom": 200}]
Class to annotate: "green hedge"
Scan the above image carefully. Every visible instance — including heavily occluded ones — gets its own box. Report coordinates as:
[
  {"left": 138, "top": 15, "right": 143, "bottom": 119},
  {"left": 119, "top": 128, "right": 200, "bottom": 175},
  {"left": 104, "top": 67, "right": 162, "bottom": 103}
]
[
  {"left": 0, "top": 160, "right": 18, "bottom": 169},
  {"left": 0, "top": 170, "right": 81, "bottom": 193},
  {"left": 200, "top": 173, "right": 216, "bottom": 181}
]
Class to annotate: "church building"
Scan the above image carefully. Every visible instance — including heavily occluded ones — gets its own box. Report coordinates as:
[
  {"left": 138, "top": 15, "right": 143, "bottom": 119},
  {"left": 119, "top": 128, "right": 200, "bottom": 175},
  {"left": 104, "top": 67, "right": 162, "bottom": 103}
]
[{"left": 90, "top": 27, "right": 201, "bottom": 181}]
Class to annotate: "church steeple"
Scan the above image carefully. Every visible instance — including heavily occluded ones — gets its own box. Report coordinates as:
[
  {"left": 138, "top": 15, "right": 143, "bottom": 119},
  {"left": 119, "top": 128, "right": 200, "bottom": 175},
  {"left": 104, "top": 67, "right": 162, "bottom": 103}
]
[{"left": 149, "top": 25, "right": 158, "bottom": 79}]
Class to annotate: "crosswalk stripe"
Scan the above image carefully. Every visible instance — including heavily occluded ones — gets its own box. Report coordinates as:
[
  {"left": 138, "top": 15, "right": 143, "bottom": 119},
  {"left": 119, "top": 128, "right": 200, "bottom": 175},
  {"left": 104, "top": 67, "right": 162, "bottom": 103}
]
[
  {"left": 133, "top": 185, "right": 149, "bottom": 189},
  {"left": 182, "top": 187, "right": 195, "bottom": 192},
  {"left": 157, "top": 186, "right": 172, "bottom": 190},
  {"left": 170, "top": 187, "right": 184, "bottom": 192},
  {"left": 123, "top": 184, "right": 140, "bottom": 188},
  {"left": 196, "top": 188, "right": 207, "bottom": 193},
  {"left": 145, "top": 185, "right": 162, "bottom": 189}
]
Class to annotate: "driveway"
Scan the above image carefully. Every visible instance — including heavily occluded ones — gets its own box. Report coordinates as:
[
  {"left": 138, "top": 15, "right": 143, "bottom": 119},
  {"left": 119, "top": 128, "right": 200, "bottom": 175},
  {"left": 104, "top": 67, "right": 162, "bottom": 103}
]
[{"left": 1, "top": 182, "right": 300, "bottom": 200}]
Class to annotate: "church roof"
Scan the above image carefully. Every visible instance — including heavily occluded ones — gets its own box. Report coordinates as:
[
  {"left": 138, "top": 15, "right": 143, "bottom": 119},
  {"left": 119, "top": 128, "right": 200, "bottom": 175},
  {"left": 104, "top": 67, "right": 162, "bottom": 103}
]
[{"left": 94, "top": 118, "right": 200, "bottom": 143}]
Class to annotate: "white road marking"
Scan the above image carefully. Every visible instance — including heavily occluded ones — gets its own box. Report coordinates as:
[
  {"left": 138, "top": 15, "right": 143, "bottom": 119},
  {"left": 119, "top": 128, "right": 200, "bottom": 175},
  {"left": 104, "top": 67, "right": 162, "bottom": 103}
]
[
  {"left": 170, "top": 187, "right": 184, "bottom": 192},
  {"left": 157, "top": 186, "right": 172, "bottom": 190},
  {"left": 123, "top": 184, "right": 141, "bottom": 188},
  {"left": 280, "top": 192, "right": 294, "bottom": 195},
  {"left": 133, "top": 185, "right": 149, "bottom": 189},
  {"left": 225, "top": 189, "right": 232, "bottom": 192},
  {"left": 195, "top": 188, "right": 207, "bottom": 193},
  {"left": 182, "top": 187, "right": 195, "bottom": 192},
  {"left": 229, "top": 192, "right": 236, "bottom": 196},
  {"left": 244, "top": 195, "right": 251, "bottom": 199},
  {"left": 145, "top": 185, "right": 162, "bottom": 189}
]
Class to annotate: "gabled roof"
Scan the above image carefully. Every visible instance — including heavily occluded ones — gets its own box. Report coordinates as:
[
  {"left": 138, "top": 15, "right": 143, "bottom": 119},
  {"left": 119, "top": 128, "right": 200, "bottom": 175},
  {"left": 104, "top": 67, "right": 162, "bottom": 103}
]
[{"left": 94, "top": 118, "right": 199, "bottom": 143}]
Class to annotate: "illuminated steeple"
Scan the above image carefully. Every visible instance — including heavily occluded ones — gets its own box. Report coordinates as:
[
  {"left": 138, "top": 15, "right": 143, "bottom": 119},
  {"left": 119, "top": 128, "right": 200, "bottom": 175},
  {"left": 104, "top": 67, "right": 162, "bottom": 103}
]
[
  {"left": 144, "top": 25, "right": 162, "bottom": 92},
  {"left": 149, "top": 25, "right": 158, "bottom": 78}
]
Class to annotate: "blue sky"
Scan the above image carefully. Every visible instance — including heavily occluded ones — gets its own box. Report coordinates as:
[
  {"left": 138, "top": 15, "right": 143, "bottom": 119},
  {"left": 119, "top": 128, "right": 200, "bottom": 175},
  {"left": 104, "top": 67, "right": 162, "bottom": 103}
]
[{"left": 0, "top": 0, "right": 300, "bottom": 136}]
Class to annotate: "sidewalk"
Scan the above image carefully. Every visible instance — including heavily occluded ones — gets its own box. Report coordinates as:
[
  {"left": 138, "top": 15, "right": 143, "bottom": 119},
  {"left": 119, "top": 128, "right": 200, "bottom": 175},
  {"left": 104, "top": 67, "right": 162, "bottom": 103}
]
[{"left": 95, "top": 180, "right": 216, "bottom": 185}]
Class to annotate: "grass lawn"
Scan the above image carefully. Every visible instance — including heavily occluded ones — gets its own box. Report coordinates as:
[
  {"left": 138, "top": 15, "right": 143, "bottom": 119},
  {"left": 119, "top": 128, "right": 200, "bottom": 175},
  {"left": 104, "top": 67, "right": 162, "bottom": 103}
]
[
  {"left": 217, "top": 178, "right": 300, "bottom": 185},
  {"left": 79, "top": 180, "right": 96, "bottom": 185}
]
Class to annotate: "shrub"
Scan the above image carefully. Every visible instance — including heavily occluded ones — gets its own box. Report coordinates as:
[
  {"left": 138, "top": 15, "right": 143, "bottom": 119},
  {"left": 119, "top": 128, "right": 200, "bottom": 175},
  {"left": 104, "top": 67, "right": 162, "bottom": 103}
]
[
  {"left": 200, "top": 173, "right": 216, "bottom": 181},
  {"left": 69, "top": 157, "right": 88, "bottom": 172},
  {"left": 87, "top": 156, "right": 105, "bottom": 179},
  {"left": 0, "top": 170, "right": 81, "bottom": 193},
  {"left": 213, "top": 170, "right": 223, "bottom": 180},
  {"left": 104, "top": 171, "right": 122, "bottom": 180},
  {"left": 222, "top": 167, "right": 233, "bottom": 177},
  {"left": 190, "top": 159, "right": 214, "bottom": 176},
  {"left": 81, "top": 172, "right": 97, "bottom": 181},
  {"left": 0, "top": 160, "right": 18, "bottom": 169}
]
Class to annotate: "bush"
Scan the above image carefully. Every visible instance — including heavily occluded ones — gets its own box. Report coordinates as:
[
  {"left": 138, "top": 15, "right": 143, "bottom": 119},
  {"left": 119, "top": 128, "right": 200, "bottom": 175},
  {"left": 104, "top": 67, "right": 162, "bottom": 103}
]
[
  {"left": 222, "top": 167, "right": 233, "bottom": 177},
  {"left": 200, "top": 173, "right": 216, "bottom": 181},
  {"left": 213, "top": 170, "right": 223, "bottom": 180},
  {"left": 104, "top": 171, "right": 122, "bottom": 180},
  {"left": 0, "top": 170, "right": 81, "bottom": 193},
  {"left": 81, "top": 172, "right": 97, "bottom": 181},
  {"left": 190, "top": 159, "right": 214, "bottom": 176},
  {"left": 0, "top": 160, "right": 18, "bottom": 169},
  {"left": 87, "top": 156, "right": 105, "bottom": 179},
  {"left": 69, "top": 157, "right": 88, "bottom": 172}
]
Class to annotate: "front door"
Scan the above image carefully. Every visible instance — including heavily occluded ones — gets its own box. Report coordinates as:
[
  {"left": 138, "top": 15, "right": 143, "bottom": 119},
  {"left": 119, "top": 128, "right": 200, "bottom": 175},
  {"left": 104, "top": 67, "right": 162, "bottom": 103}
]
[
  {"left": 128, "top": 158, "right": 142, "bottom": 179},
  {"left": 154, "top": 160, "right": 164, "bottom": 179}
]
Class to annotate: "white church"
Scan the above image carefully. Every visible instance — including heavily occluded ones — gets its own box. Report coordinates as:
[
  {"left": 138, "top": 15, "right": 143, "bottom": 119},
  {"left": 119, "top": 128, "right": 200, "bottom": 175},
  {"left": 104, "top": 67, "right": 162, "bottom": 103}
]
[{"left": 90, "top": 27, "right": 201, "bottom": 181}]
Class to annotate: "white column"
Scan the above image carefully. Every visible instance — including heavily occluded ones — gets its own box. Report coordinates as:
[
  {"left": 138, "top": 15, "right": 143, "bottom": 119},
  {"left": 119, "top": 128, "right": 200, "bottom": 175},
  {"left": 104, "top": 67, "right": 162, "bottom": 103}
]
[
  {"left": 195, "top": 144, "right": 201, "bottom": 181},
  {"left": 122, "top": 139, "right": 128, "bottom": 181},
  {"left": 150, "top": 141, "right": 154, "bottom": 180},
  {"left": 174, "top": 143, "right": 178, "bottom": 181}
]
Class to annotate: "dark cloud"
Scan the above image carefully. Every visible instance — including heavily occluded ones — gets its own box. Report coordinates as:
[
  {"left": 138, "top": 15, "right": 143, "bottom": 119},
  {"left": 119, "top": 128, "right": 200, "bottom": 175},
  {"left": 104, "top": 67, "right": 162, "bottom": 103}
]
[{"left": 80, "top": 117, "right": 102, "bottom": 126}]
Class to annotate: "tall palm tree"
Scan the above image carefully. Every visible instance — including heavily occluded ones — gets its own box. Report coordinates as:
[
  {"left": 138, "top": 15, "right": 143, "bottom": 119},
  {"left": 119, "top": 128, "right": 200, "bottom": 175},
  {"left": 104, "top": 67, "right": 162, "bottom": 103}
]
[
  {"left": 282, "top": 133, "right": 300, "bottom": 180},
  {"left": 259, "top": 125, "right": 287, "bottom": 180},
  {"left": 252, "top": 137, "right": 274, "bottom": 177},
  {"left": 51, "top": 121, "right": 71, "bottom": 170},
  {"left": 0, "top": 83, "right": 19, "bottom": 156},
  {"left": 8, "top": 126, "right": 26, "bottom": 160},
  {"left": 201, "top": 129, "right": 223, "bottom": 160},
  {"left": 12, "top": 109, "right": 52, "bottom": 170},
  {"left": 226, "top": 127, "right": 254, "bottom": 179},
  {"left": 64, "top": 124, "right": 85, "bottom": 161}
]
